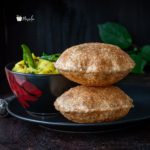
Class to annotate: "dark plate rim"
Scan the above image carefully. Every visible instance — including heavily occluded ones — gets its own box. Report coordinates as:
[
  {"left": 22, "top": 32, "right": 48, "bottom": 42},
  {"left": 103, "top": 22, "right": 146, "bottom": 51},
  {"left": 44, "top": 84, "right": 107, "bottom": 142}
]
[{"left": 6, "top": 99, "right": 150, "bottom": 127}]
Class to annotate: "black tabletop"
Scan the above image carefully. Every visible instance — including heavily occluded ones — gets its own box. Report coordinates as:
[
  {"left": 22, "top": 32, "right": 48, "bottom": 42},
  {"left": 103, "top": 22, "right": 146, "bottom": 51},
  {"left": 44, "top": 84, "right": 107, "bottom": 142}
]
[
  {"left": 0, "top": 117, "right": 150, "bottom": 150},
  {"left": 1, "top": 74, "right": 150, "bottom": 150}
]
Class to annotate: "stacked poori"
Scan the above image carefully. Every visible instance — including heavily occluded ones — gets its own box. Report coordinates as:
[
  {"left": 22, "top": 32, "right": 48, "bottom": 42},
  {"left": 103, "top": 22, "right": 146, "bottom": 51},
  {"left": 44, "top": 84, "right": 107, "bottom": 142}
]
[
  {"left": 54, "top": 43, "right": 135, "bottom": 123},
  {"left": 55, "top": 43, "right": 135, "bottom": 86}
]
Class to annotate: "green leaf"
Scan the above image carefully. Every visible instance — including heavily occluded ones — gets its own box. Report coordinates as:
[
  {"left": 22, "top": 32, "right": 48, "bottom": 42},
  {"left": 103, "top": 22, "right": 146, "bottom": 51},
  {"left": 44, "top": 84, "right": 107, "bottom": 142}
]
[
  {"left": 130, "top": 54, "right": 147, "bottom": 74},
  {"left": 41, "top": 53, "right": 61, "bottom": 62},
  {"left": 133, "top": 47, "right": 138, "bottom": 52},
  {"left": 98, "top": 22, "right": 132, "bottom": 49},
  {"left": 42, "top": 52, "right": 48, "bottom": 56},
  {"left": 139, "top": 45, "right": 150, "bottom": 62}
]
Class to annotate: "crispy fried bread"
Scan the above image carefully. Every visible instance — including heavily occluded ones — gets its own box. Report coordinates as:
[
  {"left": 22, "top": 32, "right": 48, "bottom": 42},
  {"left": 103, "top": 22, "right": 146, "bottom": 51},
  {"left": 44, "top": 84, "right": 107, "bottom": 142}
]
[
  {"left": 55, "top": 43, "right": 135, "bottom": 86},
  {"left": 54, "top": 85, "right": 133, "bottom": 123}
]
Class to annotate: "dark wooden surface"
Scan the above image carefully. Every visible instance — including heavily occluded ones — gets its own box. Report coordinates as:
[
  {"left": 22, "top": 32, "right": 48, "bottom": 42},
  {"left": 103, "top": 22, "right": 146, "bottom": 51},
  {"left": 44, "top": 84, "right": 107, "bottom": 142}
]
[
  {"left": 1, "top": 117, "right": 150, "bottom": 150},
  {"left": 0, "top": 75, "right": 150, "bottom": 150}
]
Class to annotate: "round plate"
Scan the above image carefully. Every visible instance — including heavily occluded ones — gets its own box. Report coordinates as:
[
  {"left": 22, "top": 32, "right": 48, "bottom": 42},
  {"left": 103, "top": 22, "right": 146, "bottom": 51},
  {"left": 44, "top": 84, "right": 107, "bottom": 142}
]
[{"left": 6, "top": 84, "right": 150, "bottom": 133}]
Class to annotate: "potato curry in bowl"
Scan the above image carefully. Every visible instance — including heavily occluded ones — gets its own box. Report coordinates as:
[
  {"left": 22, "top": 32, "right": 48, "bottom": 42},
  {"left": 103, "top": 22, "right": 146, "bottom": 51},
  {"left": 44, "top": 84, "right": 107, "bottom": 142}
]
[{"left": 12, "top": 44, "right": 60, "bottom": 74}]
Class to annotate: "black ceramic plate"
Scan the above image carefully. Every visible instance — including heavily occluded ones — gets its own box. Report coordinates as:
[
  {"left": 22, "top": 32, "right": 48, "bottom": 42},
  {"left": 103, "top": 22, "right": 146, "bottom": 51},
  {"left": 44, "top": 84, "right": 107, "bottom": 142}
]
[{"left": 6, "top": 84, "right": 150, "bottom": 133}]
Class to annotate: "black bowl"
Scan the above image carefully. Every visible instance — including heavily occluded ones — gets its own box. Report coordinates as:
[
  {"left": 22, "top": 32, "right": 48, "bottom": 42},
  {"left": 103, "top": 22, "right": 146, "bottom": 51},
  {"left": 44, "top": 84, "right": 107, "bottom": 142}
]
[{"left": 5, "top": 62, "right": 76, "bottom": 116}]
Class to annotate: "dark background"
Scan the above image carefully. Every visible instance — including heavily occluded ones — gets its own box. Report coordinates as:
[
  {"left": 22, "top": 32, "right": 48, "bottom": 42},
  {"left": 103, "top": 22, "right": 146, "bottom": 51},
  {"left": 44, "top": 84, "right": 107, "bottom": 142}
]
[{"left": 0, "top": 0, "right": 150, "bottom": 82}]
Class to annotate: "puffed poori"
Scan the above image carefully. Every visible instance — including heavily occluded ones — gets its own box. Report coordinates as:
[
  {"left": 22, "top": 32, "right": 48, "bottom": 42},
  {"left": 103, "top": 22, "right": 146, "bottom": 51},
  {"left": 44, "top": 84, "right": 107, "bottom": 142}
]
[
  {"left": 55, "top": 43, "right": 135, "bottom": 86},
  {"left": 54, "top": 85, "right": 133, "bottom": 123}
]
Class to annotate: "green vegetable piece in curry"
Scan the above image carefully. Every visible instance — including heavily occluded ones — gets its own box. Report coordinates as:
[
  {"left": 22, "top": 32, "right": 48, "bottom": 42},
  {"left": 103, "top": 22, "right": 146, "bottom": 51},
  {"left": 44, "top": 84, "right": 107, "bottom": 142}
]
[{"left": 12, "top": 44, "right": 59, "bottom": 74}]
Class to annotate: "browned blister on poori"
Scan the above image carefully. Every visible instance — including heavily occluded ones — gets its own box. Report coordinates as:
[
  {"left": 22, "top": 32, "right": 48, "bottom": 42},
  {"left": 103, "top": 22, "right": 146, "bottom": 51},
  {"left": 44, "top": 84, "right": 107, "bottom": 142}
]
[
  {"left": 55, "top": 43, "right": 135, "bottom": 86},
  {"left": 54, "top": 85, "right": 133, "bottom": 123}
]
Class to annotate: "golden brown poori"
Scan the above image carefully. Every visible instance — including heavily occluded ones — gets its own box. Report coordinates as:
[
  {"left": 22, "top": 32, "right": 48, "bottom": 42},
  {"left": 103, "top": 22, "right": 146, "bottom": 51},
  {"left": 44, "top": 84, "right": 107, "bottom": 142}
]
[
  {"left": 55, "top": 43, "right": 135, "bottom": 86},
  {"left": 54, "top": 85, "right": 133, "bottom": 123}
]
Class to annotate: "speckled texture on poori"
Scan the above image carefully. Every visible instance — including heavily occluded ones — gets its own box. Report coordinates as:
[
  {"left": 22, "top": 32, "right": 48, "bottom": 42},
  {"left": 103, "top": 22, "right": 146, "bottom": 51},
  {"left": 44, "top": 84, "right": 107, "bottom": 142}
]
[
  {"left": 55, "top": 43, "right": 135, "bottom": 86},
  {"left": 54, "top": 86, "right": 133, "bottom": 123}
]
